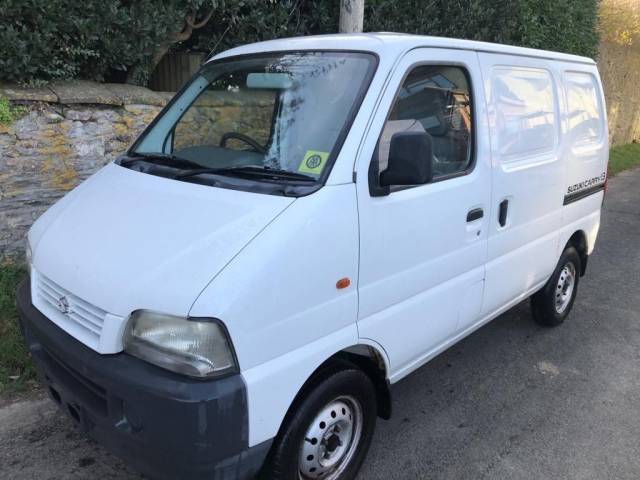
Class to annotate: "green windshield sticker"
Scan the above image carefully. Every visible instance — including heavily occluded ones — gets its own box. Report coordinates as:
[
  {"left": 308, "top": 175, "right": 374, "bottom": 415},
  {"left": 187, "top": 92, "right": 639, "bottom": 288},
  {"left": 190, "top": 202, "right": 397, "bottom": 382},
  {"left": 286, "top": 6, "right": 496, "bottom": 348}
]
[{"left": 298, "top": 150, "right": 329, "bottom": 175}]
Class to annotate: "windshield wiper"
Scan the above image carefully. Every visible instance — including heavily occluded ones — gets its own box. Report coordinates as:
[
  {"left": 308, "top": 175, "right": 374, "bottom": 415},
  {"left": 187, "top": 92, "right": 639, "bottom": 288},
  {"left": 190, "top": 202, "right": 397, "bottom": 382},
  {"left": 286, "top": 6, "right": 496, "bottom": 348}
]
[
  {"left": 120, "top": 153, "right": 205, "bottom": 170},
  {"left": 176, "top": 165, "right": 317, "bottom": 182}
]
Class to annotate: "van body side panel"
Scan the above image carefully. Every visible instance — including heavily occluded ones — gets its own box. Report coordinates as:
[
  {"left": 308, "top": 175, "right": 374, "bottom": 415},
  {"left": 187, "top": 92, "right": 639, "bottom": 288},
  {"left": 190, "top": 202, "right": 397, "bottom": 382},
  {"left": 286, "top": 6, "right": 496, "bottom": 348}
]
[
  {"left": 189, "top": 184, "right": 360, "bottom": 447},
  {"left": 479, "top": 54, "right": 566, "bottom": 316},
  {"left": 355, "top": 48, "right": 492, "bottom": 380}
]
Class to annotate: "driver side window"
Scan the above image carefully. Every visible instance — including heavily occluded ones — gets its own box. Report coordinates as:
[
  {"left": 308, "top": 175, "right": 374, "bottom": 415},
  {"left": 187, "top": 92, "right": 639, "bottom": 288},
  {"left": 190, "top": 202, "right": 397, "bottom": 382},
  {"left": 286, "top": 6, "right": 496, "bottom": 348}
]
[
  {"left": 172, "top": 78, "right": 277, "bottom": 154},
  {"left": 373, "top": 64, "right": 473, "bottom": 186}
]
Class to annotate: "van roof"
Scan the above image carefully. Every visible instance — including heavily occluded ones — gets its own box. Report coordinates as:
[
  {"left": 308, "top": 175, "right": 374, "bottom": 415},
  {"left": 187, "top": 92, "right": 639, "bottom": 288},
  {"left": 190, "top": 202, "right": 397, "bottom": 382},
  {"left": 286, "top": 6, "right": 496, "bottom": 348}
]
[{"left": 210, "top": 32, "right": 596, "bottom": 65}]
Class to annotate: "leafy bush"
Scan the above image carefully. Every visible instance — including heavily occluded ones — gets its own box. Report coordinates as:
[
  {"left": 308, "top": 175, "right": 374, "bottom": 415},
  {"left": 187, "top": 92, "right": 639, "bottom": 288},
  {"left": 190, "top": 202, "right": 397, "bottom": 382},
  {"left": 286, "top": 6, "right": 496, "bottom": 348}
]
[
  {"left": 365, "top": 0, "right": 598, "bottom": 58},
  {"left": 189, "top": 1, "right": 337, "bottom": 54},
  {"left": 0, "top": 0, "right": 599, "bottom": 86},
  {"left": 192, "top": 0, "right": 599, "bottom": 59},
  {"left": 513, "top": 0, "right": 599, "bottom": 58},
  {"left": 0, "top": 0, "right": 204, "bottom": 85}
]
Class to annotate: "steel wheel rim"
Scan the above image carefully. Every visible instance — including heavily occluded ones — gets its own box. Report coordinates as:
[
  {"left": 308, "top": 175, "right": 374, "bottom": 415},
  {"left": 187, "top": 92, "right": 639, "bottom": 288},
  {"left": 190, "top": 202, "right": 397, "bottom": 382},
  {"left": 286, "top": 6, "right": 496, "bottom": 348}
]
[
  {"left": 555, "top": 262, "right": 576, "bottom": 314},
  {"left": 298, "top": 395, "right": 363, "bottom": 480}
]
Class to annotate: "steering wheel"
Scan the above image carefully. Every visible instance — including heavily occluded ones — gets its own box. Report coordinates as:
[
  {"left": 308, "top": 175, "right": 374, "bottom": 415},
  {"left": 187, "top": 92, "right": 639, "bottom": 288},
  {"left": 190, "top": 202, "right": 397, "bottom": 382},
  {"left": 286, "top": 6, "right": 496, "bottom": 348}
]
[{"left": 220, "top": 132, "right": 266, "bottom": 154}]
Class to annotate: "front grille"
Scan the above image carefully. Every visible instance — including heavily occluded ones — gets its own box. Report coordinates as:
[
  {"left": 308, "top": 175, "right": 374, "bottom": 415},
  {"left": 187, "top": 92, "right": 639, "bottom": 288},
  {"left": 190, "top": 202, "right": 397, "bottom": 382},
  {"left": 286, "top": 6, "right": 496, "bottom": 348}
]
[{"left": 34, "top": 272, "right": 106, "bottom": 347}]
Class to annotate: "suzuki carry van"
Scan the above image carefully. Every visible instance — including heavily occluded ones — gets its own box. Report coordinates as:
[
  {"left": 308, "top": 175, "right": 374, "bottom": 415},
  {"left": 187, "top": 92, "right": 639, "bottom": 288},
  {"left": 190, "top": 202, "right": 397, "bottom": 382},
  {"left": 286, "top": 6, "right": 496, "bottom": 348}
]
[{"left": 18, "top": 33, "right": 608, "bottom": 480}]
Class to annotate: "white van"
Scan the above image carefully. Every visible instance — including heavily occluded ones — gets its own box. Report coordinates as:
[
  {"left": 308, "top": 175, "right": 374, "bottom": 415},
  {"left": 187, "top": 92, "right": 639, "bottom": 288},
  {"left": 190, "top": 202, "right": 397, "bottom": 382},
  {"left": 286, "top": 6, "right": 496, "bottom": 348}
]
[{"left": 18, "top": 33, "right": 608, "bottom": 480}]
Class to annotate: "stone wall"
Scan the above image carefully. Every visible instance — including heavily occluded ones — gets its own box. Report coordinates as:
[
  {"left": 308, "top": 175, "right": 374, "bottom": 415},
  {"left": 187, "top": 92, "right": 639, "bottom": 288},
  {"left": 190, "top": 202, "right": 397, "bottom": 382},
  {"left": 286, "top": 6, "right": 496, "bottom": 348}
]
[
  {"left": 173, "top": 90, "right": 275, "bottom": 151},
  {"left": 0, "top": 81, "right": 281, "bottom": 257},
  {"left": 0, "top": 81, "right": 171, "bottom": 257}
]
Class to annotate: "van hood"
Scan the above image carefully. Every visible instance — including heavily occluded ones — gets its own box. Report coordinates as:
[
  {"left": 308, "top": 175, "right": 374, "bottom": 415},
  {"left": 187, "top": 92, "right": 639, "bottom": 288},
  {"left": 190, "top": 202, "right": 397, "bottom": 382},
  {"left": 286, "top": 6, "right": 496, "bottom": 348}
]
[{"left": 30, "top": 163, "right": 294, "bottom": 318}]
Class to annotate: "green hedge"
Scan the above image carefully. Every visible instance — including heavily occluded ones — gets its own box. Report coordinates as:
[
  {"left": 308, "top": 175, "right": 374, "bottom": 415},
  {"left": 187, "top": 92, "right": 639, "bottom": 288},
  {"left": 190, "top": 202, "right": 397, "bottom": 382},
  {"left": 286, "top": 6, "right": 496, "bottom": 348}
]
[
  {"left": 364, "top": 0, "right": 599, "bottom": 58},
  {"left": 0, "top": 0, "right": 199, "bottom": 85},
  {"left": 0, "top": 0, "right": 599, "bottom": 86},
  {"left": 189, "top": 0, "right": 599, "bottom": 59}
]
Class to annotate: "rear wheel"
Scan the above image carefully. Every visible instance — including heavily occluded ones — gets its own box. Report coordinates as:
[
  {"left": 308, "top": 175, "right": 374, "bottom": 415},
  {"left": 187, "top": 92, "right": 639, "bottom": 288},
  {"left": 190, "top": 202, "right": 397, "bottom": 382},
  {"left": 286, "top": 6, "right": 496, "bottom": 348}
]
[
  {"left": 263, "top": 366, "right": 377, "bottom": 480},
  {"left": 531, "top": 246, "right": 582, "bottom": 327}
]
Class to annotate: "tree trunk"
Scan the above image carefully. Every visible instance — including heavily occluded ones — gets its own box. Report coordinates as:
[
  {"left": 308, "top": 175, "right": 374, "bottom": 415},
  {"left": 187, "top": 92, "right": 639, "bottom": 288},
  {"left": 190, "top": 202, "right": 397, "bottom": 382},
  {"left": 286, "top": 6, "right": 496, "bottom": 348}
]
[
  {"left": 126, "top": 9, "right": 213, "bottom": 86},
  {"left": 339, "top": 0, "right": 365, "bottom": 33}
]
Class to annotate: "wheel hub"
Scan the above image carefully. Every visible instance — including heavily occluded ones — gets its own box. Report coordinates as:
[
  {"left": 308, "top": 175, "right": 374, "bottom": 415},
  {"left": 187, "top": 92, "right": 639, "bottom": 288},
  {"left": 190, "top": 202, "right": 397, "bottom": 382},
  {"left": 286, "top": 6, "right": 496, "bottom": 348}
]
[
  {"left": 325, "top": 432, "right": 342, "bottom": 453},
  {"left": 299, "top": 397, "right": 363, "bottom": 479},
  {"left": 555, "top": 262, "right": 576, "bottom": 314}
]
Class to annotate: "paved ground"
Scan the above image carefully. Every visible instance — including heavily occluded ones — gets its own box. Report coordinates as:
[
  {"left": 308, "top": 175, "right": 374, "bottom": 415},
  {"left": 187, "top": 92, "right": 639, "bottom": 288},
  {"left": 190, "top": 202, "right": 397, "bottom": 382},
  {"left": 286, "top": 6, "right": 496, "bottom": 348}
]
[{"left": 1, "top": 168, "right": 639, "bottom": 480}]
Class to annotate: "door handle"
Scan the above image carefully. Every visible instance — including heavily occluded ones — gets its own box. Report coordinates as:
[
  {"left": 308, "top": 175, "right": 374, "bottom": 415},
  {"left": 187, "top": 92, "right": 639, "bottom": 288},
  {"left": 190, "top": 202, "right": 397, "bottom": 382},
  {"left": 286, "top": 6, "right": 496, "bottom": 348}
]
[
  {"left": 498, "top": 199, "right": 509, "bottom": 227},
  {"left": 466, "top": 208, "right": 484, "bottom": 222}
]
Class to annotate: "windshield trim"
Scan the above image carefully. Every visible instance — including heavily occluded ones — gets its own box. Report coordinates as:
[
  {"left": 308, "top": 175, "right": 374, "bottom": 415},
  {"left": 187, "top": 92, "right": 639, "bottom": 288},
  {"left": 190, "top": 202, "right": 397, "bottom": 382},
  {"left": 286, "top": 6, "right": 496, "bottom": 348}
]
[{"left": 126, "top": 49, "right": 379, "bottom": 197}]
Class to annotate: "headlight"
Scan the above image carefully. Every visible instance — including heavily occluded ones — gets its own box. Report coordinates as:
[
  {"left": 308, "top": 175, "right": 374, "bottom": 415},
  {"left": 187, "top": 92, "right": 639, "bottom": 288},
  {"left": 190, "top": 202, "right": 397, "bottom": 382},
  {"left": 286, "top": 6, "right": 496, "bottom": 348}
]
[{"left": 123, "top": 311, "right": 237, "bottom": 378}]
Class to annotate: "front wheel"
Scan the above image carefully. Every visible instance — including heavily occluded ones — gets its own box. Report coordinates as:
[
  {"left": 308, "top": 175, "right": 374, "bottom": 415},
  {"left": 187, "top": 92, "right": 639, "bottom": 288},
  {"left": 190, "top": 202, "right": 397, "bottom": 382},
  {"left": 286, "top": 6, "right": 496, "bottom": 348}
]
[
  {"left": 263, "top": 366, "right": 377, "bottom": 480},
  {"left": 531, "top": 246, "right": 582, "bottom": 327}
]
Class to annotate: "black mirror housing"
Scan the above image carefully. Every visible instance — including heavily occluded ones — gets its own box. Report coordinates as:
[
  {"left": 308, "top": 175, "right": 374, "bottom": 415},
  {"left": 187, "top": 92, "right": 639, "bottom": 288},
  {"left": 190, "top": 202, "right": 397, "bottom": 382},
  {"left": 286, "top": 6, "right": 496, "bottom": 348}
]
[{"left": 380, "top": 131, "right": 433, "bottom": 187}]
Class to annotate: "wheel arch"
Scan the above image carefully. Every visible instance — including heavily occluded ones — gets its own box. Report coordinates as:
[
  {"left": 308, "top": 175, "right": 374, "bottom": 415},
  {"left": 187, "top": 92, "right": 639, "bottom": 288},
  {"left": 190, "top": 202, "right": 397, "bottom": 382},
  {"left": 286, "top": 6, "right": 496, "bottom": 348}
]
[
  {"left": 332, "top": 345, "right": 392, "bottom": 420},
  {"left": 261, "top": 344, "right": 388, "bottom": 478},
  {"left": 565, "top": 230, "right": 589, "bottom": 276},
  {"left": 280, "top": 344, "right": 392, "bottom": 430}
]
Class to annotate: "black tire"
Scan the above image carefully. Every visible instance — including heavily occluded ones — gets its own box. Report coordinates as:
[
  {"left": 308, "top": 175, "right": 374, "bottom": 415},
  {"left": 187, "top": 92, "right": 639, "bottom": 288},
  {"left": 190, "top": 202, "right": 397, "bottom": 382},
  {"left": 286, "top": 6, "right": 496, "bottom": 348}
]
[
  {"left": 531, "top": 246, "right": 582, "bottom": 327},
  {"left": 262, "top": 366, "right": 377, "bottom": 480}
]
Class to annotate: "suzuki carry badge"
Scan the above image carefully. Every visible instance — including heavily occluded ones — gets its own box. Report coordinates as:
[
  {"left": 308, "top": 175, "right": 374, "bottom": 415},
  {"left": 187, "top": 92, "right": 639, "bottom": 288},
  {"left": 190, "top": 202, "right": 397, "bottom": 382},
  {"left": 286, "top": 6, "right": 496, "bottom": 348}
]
[{"left": 18, "top": 33, "right": 609, "bottom": 480}]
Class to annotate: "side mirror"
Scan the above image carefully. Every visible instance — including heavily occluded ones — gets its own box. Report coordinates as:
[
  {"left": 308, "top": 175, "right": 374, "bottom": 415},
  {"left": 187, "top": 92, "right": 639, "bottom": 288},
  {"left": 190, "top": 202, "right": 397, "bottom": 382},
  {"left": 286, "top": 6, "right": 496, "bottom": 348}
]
[{"left": 380, "top": 131, "right": 433, "bottom": 187}]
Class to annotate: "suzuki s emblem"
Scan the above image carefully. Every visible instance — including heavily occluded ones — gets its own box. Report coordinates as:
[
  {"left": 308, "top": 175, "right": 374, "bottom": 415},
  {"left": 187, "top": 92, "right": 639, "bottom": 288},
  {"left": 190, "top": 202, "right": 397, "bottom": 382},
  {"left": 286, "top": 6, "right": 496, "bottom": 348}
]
[{"left": 56, "top": 296, "right": 71, "bottom": 315}]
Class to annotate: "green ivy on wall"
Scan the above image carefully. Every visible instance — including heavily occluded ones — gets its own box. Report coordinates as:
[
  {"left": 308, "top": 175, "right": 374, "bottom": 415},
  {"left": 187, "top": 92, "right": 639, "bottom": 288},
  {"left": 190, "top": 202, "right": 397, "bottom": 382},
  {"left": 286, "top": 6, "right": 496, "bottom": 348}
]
[{"left": 0, "top": 98, "right": 27, "bottom": 125}]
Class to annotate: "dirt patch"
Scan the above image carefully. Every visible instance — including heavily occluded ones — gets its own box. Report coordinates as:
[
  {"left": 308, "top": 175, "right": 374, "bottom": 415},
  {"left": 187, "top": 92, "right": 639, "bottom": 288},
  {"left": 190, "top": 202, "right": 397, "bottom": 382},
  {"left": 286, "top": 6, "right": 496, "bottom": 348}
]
[{"left": 0, "top": 397, "right": 144, "bottom": 479}]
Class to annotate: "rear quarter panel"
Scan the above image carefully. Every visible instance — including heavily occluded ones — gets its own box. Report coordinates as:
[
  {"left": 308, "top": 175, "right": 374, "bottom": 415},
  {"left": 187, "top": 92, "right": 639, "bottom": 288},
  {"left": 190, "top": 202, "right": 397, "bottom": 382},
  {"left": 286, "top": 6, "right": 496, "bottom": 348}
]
[
  {"left": 558, "top": 64, "right": 608, "bottom": 255},
  {"left": 479, "top": 54, "right": 606, "bottom": 318}
]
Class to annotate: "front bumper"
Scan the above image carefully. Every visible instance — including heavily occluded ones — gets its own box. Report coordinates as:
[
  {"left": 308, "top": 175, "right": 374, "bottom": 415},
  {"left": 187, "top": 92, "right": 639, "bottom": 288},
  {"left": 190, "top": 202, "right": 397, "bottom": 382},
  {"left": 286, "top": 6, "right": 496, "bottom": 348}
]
[{"left": 17, "top": 279, "right": 271, "bottom": 480}]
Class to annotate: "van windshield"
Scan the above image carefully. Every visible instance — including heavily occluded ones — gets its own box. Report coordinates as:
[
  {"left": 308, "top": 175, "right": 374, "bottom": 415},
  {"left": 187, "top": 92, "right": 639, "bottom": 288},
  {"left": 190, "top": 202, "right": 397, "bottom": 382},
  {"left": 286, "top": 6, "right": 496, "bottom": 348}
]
[{"left": 124, "top": 51, "right": 376, "bottom": 194}]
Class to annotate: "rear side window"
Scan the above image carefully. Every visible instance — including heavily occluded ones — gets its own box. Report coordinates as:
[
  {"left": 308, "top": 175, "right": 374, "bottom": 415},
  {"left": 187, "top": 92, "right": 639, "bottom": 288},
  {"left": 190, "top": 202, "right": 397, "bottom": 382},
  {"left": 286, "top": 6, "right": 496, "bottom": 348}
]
[
  {"left": 374, "top": 65, "right": 473, "bottom": 182},
  {"left": 491, "top": 67, "right": 557, "bottom": 161},
  {"left": 565, "top": 72, "right": 603, "bottom": 146}
]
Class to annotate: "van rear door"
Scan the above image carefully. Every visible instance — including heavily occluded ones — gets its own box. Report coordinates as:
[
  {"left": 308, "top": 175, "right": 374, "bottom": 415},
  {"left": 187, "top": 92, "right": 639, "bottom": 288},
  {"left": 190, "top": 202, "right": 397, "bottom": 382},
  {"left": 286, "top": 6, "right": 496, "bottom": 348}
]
[
  {"left": 560, "top": 68, "right": 608, "bottom": 223},
  {"left": 355, "top": 48, "right": 491, "bottom": 381}
]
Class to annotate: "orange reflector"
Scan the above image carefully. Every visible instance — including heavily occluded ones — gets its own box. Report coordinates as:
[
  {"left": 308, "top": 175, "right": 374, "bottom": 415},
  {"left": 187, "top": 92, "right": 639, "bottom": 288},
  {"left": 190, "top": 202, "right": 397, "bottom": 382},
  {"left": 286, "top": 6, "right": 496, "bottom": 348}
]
[{"left": 336, "top": 277, "right": 351, "bottom": 289}]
